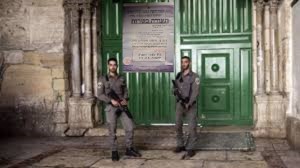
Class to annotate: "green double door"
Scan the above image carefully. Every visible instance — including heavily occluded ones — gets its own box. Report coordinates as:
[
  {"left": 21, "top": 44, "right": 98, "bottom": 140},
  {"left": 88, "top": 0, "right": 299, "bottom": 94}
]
[{"left": 101, "top": 0, "right": 253, "bottom": 125}]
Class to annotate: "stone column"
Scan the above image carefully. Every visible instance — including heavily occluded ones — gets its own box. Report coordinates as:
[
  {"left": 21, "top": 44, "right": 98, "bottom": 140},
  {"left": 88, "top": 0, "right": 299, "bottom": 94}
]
[
  {"left": 83, "top": 7, "right": 93, "bottom": 98},
  {"left": 253, "top": 0, "right": 286, "bottom": 138},
  {"left": 80, "top": 11, "right": 85, "bottom": 90},
  {"left": 264, "top": 4, "right": 271, "bottom": 94},
  {"left": 255, "top": 0, "right": 265, "bottom": 95},
  {"left": 92, "top": 7, "right": 98, "bottom": 97},
  {"left": 64, "top": 0, "right": 97, "bottom": 135},
  {"left": 92, "top": 6, "right": 101, "bottom": 124},
  {"left": 70, "top": 7, "right": 81, "bottom": 97},
  {"left": 269, "top": 0, "right": 280, "bottom": 94}
]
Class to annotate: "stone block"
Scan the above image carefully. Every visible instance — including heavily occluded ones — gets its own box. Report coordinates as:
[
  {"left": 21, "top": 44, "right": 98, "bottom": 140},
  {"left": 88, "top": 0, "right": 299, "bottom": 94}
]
[
  {"left": 53, "top": 123, "right": 68, "bottom": 136},
  {"left": 85, "top": 127, "right": 125, "bottom": 136},
  {"left": 53, "top": 110, "right": 67, "bottom": 123},
  {"left": 33, "top": 154, "right": 99, "bottom": 167},
  {"left": 28, "top": 6, "right": 64, "bottom": 46},
  {"left": 287, "top": 116, "right": 300, "bottom": 149},
  {"left": 23, "top": 0, "right": 64, "bottom": 7},
  {"left": 51, "top": 68, "right": 66, "bottom": 79},
  {"left": 190, "top": 151, "right": 226, "bottom": 161},
  {"left": 23, "top": 51, "right": 41, "bottom": 65},
  {"left": 0, "top": 64, "right": 53, "bottom": 106},
  {"left": 227, "top": 151, "right": 264, "bottom": 161},
  {"left": 68, "top": 98, "right": 95, "bottom": 128},
  {"left": 64, "top": 128, "right": 88, "bottom": 137},
  {"left": 53, "top": 79, "right": 68, "bottom": 91},
  {"left": 91, "top": 159, "right": 146, "bottom": 168},
  {"left": 253, "top": 94, "right": 286, "bottom": 138},
  {"left": 0, "top": 0, "right": 24, "bottom": 17},
  {"left": 0, "top": 18, "right": 28, "bottom": 49},
  {"left": 203, "top": 161, "right": 268, "bottom": 168},
  {"left": 40, "top": 52, "right": 64, "bottom": 68},
  {"left": 1, "top": 50, "right": 24, "bottom": 64}
]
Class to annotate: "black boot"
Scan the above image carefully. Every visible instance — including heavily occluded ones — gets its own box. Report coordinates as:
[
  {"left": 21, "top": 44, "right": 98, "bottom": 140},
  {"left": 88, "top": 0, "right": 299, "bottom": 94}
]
[
  {"left": 173, "top": 146, "right": 185, "bottom": 153},
  {"left": 125, "top": 148, "right": 142, "bottom": 157},
  {"left": 112, "top": 151, "right": 120, "bottom": 161},
  {"left": 186, "top": 150, "right": 195, "bottom": 157}
]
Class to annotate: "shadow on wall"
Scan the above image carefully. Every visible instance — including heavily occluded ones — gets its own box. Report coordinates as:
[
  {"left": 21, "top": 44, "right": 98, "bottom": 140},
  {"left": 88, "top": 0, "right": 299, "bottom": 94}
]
[{"left": 0, "top": 99, "right": 59, "bottom": 137}]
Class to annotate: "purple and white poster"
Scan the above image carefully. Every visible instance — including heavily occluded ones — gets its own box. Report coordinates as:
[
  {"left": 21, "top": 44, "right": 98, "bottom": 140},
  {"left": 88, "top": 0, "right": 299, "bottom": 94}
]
[{"left": 122, "top": 3, "right": 174, "bottom": 72}]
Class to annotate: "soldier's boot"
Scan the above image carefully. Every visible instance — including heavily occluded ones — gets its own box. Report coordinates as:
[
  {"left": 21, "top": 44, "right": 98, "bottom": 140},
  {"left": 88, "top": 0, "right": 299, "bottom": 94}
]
[
  {"left": 187, "top": 150, "right": 195, "bottom": 157},
  {"left": 173, "top": 146, "right": 186, "bottom": 153},
  {"left": 125, "top": 148, "right": 142, "bottom": 157},
  {"left": 112, "top": 151, "right": 120, "bottom": 161}
]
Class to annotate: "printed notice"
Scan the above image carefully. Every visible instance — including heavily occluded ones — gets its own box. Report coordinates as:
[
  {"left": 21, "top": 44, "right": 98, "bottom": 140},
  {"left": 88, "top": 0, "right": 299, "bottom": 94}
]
[{"left": 122, "top": 3, "right": 174, "bottom": 72}]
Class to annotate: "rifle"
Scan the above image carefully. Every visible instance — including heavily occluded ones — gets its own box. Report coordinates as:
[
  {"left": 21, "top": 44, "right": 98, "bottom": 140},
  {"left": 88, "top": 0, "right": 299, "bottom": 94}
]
[
  {"left": 108, "top": 89, "right": 133, "bottom": 119},
  {"left": 172, "top": 80, "right": 190, "bottom": 108}
]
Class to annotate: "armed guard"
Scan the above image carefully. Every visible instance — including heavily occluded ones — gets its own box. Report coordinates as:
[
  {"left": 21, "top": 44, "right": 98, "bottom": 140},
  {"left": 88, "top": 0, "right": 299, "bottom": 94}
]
[
  {"left": 172, "top": 56, "right": 200, "bottom": 159},
  {"left": 97, "top": 57, "right": 141, "bottom": 161}
]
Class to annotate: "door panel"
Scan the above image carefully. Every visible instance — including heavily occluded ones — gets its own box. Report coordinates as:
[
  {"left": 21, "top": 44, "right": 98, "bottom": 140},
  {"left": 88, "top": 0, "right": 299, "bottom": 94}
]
[{"left": 198, "top": 49, "right": 234, "bottom": 121}]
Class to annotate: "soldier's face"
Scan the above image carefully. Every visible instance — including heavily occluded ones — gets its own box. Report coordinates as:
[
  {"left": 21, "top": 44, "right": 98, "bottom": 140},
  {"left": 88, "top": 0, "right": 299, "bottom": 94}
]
[
  {"left": 108, "top": 61, "right": 118, "bottom": 73},
  {"left": 181, "top": 58, "right": 190, "bottom": 70}
]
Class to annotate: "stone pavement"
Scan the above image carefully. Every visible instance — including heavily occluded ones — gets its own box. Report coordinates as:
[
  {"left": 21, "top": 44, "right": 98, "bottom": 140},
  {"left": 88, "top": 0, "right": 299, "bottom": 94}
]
[{"left": 0, "top": 137, "right": 299, "bottom": 168}]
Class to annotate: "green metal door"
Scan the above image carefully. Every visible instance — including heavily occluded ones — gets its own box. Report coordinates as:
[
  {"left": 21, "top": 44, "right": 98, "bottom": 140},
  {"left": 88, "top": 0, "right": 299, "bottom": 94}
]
[
  {"left": 101, "top": 0, "right": 253, "bottom": 125},
  {"left": 177, "top": 0, "right": 253, "bottom": 125}
]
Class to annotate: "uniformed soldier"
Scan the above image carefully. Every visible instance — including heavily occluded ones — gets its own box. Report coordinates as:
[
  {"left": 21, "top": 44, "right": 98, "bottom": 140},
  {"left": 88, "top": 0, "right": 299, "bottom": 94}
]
[
  {"left": 173, "top": 56, "right": 200, "bottom": 159},
  {"left": 97, "top": 57, "right": 141, "bottom": 161}
]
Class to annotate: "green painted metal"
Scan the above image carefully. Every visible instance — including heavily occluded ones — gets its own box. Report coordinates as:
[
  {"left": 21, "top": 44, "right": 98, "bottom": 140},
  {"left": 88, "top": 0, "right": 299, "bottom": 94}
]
[
  {"left": 101, "top": 0, "right": 175, "bottom": 125},
  {"left": 101, "top": 0, "right": 253, "bottom": 125},
  {"left": 176, "top": 0, "right": 253, "bottom": 125}
]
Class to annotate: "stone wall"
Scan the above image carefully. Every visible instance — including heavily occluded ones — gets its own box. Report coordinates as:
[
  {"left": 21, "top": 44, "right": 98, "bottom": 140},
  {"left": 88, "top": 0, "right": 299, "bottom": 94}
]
[
  {"left": 0, "top": 0, "right": 68, "bottom": 136},
  {"left": 286, "top": 0, "right": 300, "bottom": 149}
]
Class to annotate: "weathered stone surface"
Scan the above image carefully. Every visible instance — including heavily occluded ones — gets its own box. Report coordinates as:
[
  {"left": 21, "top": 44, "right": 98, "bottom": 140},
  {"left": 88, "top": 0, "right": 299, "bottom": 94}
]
[
  {"left": 23, "top": 51, "right": 41, "bottom": 65},
  {"left": 33, "top": 155, "right": 100, "bottom": 167},
  {"left": 28, "top": 7, "right": 64, "bottom": 46},
  {"left": 139, "top": 150, "right": 182, "bottom": 160},
  {"left": 54, "top": 148, "right": 108, "bottom": 158},
  {"left": 227, "top": 151, "right": 264, "bottom": 161},
  {"left": 0, "top": 18, "right": 28, "bottom": 49},
  {"left": 278, "top": 150, "right": 300, "bottom": 168},
  {"left": 0, "top": 64, "right": 53, "bottom": 106},
  {"left": 141, "top": 160, "right": 203, "bottom": 168},
  {"left": 253, "top": 95, "right": 286, "bottom": 138},
  {"left": 273, "top": 140, "right": 291, "bottom": 151},
  {"left": 190, "top": 151, "right": 226, "bottom": 161},
  {"left": 40, "top": 53, "right": 64, "bottom": 68},
  {"left": 85, "top": 127, "right": 125, "bottom": 136},
  {"left": 23, "top": 0, "right": 64, "bottom": 7},
  {"left": 203, "top": 161, "right": 268, "bottom": 168},
  {"left": 51, "top": 68, "right": 66, "bottom": 79},
  {"left": 287, "top": 117, "right": 300, "bottom": 149},
  {"left": 1, "top": 50, "right": 24, "bottom": 64},
  {"left": 53, "top": 110, "right": 67, "bottom": 123},
  {"left": 65, "top": 128, "right": 88, "bottom": 137},
  {"left": 53, "top": 79, "right": 68, "bottom": 91},
  {"left": 68, "top": 98, "right": 95, "bottom": 128},
  {"left": 0, "top": 0, "right": 24, "bottom": 17},
  {"left": 53, "top": 123, "right": 68, "bottom": 136},
  {"left": 91, "top": 159, "right": 146, "bottom": 168},
  {"left": 254, "top": 139, "right": 274, "bottom": 151}
]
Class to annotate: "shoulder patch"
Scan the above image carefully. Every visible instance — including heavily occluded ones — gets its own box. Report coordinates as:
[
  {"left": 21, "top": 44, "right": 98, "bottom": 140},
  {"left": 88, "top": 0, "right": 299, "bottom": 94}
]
[
  {"left": 195, "top": 77, "right": 200, "bottom": 85},
  {"left": 97, "top": 81, "right": 103, "bottom": 89}
]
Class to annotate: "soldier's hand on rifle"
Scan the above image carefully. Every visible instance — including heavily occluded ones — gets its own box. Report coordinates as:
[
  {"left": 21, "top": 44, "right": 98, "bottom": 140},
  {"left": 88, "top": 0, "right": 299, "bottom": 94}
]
[
  {"left": 120, "top": 99, "right": 128, "bottom": 106},
  {"left": 111, "top": 99, "right": 120, "bottom": 106},
  {"left": 185, "top": 103, "right": 190, "bottom": 109}
]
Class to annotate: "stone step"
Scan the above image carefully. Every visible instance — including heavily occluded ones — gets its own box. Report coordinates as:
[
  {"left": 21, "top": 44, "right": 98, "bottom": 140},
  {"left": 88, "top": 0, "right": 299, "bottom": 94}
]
[{"left": 85, "top": 125, "right": 253, "bottom": 137}]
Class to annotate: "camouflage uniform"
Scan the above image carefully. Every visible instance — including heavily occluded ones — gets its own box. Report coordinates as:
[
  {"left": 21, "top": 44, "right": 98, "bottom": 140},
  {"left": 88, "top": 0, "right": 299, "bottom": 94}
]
[
  {"left": 97, "top": 74, "right": 134, "bottom": 151},
  {"left": 173, "top": 71, "right": 200, "bottom": 150}
]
